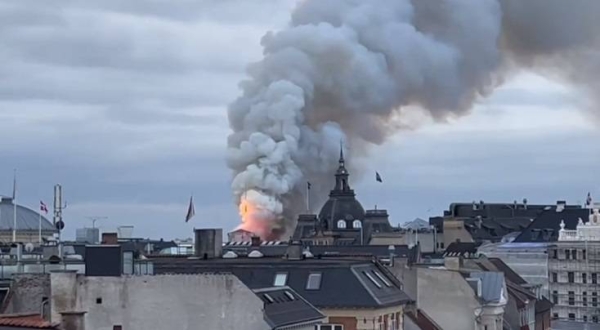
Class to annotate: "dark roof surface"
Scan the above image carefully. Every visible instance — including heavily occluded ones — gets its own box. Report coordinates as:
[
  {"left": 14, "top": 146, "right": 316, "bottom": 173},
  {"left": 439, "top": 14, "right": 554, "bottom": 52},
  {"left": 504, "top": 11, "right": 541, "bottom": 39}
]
[
  {"left": 254, "top": 286, "right": 324, "bottom": 329},
  {"left": 443, "top": 242, "right": 481, "bottom": 257},
  {"left": 535, "top": 297, "right": 553, "bottom": 313},
  {"left": 487, "top": 258, "right": 527, "bottom": 285},
  {"left": 514, "top": 208, "right": 590, "bottom": 242},
  {"left": 405, "top": 309, "right": 443, "bottom": 330},
  {"left": 153, "top": 257, "right": 412, "bottom": 309}
]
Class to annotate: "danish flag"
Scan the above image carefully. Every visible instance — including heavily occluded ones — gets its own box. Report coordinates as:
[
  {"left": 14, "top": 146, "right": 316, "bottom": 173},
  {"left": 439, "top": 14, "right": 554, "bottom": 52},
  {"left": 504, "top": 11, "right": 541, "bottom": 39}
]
[{"left": 40, "top": 201, "right": 48, "bottom": 214}]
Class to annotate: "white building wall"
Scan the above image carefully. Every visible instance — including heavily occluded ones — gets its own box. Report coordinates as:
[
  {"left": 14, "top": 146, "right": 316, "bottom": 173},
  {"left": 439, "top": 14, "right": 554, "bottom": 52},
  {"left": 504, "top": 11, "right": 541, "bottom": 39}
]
[{"left": 50, "top": 272, "right": 269, "bottom": 330}]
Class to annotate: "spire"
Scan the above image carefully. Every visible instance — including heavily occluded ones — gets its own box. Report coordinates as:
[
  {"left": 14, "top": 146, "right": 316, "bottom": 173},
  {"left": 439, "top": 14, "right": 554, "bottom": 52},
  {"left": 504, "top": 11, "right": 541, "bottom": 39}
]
[{"left": 332, "top": 142, "right": 353, "bottom": 195}]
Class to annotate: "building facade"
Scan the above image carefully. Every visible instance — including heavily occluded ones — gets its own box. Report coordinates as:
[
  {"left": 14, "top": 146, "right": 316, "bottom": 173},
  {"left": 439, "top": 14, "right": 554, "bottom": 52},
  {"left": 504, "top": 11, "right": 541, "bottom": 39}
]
[{"left": 548, "top": 209, "right": 600, "bottom": 325}]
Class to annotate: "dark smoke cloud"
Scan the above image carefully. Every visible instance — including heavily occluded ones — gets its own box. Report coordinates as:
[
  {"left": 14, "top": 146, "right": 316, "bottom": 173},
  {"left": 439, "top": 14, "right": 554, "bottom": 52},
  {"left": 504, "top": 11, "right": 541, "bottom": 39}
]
[{"left": 226, "top": 0, "right": 600, "bottom": 239}]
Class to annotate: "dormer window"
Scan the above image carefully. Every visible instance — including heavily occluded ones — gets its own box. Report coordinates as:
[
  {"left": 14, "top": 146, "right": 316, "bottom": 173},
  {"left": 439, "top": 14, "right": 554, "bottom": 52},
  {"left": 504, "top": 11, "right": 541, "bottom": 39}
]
[
  {"left": 353, "top": 220, "right": 362, "bottom": 229},
  {"left": 337, "top": 220, "right": 347, "bottom": 229}
]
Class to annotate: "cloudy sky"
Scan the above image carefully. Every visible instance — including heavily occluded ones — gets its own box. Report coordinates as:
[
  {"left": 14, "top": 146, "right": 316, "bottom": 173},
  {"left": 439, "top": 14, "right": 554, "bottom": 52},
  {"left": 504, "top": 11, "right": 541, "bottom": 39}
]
[{"left": 1, "top": 1, "right": 599, "bottom": 240}]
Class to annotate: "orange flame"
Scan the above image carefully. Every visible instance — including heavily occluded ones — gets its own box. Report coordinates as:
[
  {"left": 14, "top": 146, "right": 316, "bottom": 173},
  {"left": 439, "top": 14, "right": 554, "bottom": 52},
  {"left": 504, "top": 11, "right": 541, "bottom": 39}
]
[{"left": 237, "top": 197, "right": 268, "bottom": 239}]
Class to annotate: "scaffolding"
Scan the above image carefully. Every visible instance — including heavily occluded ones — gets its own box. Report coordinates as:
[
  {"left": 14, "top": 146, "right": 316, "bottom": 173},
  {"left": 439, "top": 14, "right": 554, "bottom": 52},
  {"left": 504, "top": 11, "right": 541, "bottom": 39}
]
[{"left": 548, "top": 239, "right": 600, "bottom": 325}]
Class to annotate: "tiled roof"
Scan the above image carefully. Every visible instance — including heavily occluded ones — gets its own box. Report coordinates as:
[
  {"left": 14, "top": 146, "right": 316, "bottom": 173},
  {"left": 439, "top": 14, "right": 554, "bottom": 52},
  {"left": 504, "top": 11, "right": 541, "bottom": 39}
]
[
  {"left": 0, "top": 314, "right": 57, "bottom": 329},
  {"left": 254, "top": 286, "right": 325, "bottom": 329}
]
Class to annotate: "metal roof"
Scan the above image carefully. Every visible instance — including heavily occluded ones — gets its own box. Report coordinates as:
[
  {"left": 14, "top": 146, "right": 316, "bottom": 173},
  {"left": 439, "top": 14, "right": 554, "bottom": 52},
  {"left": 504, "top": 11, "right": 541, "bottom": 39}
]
[
  {"left": 0, "top": 198, "right": 55, "bottom": 232},
  {"left": 469, "top": 271, "right": 506, "bottom": 304},
  {"left": 254, "top": 286, "right": 325, "bottom": 329}
]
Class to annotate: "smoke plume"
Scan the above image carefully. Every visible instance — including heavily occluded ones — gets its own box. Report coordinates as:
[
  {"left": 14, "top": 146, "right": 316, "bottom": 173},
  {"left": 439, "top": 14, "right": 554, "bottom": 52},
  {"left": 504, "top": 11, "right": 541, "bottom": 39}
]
[{"left": 226, "top": 0, "right": 600, "bottom": 239}]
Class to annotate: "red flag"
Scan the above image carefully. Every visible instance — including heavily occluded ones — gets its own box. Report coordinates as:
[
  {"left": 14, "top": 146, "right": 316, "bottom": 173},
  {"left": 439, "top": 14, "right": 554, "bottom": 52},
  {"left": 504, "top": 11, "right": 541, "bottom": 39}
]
[{"left": 40, "top": 201, "right": 48, "bottom": 214}]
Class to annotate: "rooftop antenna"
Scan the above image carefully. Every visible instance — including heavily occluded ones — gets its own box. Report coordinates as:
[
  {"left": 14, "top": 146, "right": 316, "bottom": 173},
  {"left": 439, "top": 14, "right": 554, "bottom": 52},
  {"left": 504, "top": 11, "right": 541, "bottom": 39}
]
[{"left": 86, "top": 216, "right": 107, "bottom": 229}]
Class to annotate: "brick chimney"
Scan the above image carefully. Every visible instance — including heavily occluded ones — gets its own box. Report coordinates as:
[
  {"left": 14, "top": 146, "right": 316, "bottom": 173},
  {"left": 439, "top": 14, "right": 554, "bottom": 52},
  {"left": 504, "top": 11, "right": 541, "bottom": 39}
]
[{"left": 101, "top": 232, "right": 118, "bottom": 245}]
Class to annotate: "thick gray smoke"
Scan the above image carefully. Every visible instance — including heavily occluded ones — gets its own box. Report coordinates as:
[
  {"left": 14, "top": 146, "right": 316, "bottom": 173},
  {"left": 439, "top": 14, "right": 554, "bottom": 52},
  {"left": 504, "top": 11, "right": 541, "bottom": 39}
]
[{"left": 226, "top": 0, "right": 600, "bottom": 239}]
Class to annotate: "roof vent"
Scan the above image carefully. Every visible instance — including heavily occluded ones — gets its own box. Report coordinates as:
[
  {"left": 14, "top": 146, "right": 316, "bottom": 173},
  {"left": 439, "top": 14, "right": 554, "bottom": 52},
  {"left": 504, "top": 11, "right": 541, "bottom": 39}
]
[
  {"left": 556, "top": 201, "right": 566, "bottom": 212},
  {"left": 248, "top": 250, "right": 264, "bottom": 258},
  {"left": 222, "top": 251, "right": 238, "bottom": 259}
]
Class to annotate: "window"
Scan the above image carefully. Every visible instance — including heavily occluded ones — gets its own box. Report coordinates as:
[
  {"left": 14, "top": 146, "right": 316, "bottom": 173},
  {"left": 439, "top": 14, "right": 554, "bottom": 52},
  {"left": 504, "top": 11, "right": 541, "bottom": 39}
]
[
  {"left": 353, "top": 220, "right": 362, "bottom": 229},
  {"left": 594, "top": 273, "right": 598, "bottom": 284},
  {"left": 372, "top": 271, "right": 392, "bottom": 287},
  {"left": 552, "top": 272, "right": 557, "bottom": 283},
  {"left": 440, "top": 242, "right": 444, "bottom": 249},
  {"left": 96, "top": 297, "right": 102, "bottom": 304},
  {"left": 274, "top": 272, "right": 287, "bottom": 286},
  {"left": 584, "top": 315, "right": 588, "bottom": 322},
  {"left": 566, "top": 250, "right": 571, "bottom": 259},
  {"left": 568, "top": 313, "right": 575, "bottom": 320},
  {"left": 337, "top": 220, "right": 346, "bottom": 229},
  {"left": 584, "top": 249, "right": 587, "bottom": 260},
  {"left": 594, "top": 316, "right": 599, "bottom": 323},
  {"left": 593, "top": 292, "right": 598, "bottom": 307},
  {"left": 316, "top": 325, "right": 343, "bottom": 330},
  {"left": 568, "top": 272, "right": 574, "bottom": 283},
  {"left": 363, "top": 271, "right": 383, "bottom": 289},
  {"left": 572, "top": 249, "right": 577, "bottom": 260},
  {"left": 552, "top": 291, "right": 558, "bottom": 304},
  {"left": 552, "top": 313, "right": 558, "bottom": 320},
  {"left": 568, "top": 291, "right": 575, "bottom": 305},
  {"left": 306, "top": 272, "right": 322, "bottom": 290},
  {"left": 583, "top": 273, "right": 588, "bottom": 284},
  {"left": 113, "top": 326, "right": 122, "bottom": 330},
  {"left": 552, "top": 249, "right": 558, "bottom": 259},
  {"left": 583, "top": 292, "right": 588, "bottom": 306}
]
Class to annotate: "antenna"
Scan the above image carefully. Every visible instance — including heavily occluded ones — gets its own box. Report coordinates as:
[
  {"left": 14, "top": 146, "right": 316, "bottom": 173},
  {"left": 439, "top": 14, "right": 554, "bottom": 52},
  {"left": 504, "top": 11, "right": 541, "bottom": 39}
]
[{"left": 86, "top": 216, "right": 107, "bottom": 229}]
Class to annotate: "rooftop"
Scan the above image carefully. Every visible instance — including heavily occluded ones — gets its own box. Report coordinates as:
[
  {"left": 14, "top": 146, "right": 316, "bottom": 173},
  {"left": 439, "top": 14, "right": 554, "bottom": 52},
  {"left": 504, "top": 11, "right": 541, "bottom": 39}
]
[
  {"left": 151, "top": 256, "right": 413, "bottom": 309},
  {"left": 0, "top": 313, "right": 58, "bottom": 329},
  {"left": 254, "top": 286, "right": 325, "bottom": 329}
]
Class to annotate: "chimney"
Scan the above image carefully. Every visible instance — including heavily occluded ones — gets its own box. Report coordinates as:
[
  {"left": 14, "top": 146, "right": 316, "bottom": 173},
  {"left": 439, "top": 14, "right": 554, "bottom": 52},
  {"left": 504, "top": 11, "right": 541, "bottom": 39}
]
[
  {"left": 251, "top": 235, "right": 261, "bottom": 247},
  {"left": 472, "top": 201, "right": 477, "bottom": 210},
  {"left": 475, "top": 216, "right": 482, "bottom": 229},
  {"left": 194, "top": 229, "right": 223, "bottom": 259},
  {"left": 523, "top": 198, "right": 528, "bottom": 209},
  {"left": 285, "top": 240, "right": 303, "bottom": 260},
  {"left": 101, "top": 233, "right": 118, "bottom": 245},
  {"left": 556, "top": 200, "right": 566, "bottom": 212},
  {"left": 60, "top": 311, "right": 86, "bottom": 330}
]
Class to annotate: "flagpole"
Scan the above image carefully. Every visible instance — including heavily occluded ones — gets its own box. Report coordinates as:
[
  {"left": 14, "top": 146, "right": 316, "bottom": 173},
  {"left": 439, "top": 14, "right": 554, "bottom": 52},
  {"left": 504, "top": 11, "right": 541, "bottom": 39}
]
[
  {"left": 38, "top": 209, "right": 42, "bottom": 244},
  {"left": 306, "top": 182, "right": 310, "bottom": 212},
  {"left": 12, "top": 169, "right": 17, "bottom": 243}
]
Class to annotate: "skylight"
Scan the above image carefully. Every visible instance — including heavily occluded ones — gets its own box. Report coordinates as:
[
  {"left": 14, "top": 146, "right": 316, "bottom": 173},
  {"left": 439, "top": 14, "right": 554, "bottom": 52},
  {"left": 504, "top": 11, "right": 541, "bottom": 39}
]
[
  {"left": 363, "top": 271, "right": 382, "bottom": 289},
  {"left": 306, "top": 272, "right": 322, "bottom": 290},
  {"left": 372, "top": 270, "right": 392, "bottom": 287},
  {"left": 284, "top": 291, "right": 295, "bottom": 301},
  {"left": 264, "top": 293, "right": 274, "bottom": 303},
  {"left": 274, "top": 272, "right": 287, "bottom": 286}
]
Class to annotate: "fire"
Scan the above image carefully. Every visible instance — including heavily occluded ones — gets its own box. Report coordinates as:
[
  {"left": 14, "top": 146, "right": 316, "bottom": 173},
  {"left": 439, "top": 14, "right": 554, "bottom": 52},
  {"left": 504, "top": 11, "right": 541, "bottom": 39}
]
[
  {"left": 237, "top": 196, "right": 270, "bottom": 239},
  {"left": 236, "top": 190, "right": 282, "bottom": 240}
]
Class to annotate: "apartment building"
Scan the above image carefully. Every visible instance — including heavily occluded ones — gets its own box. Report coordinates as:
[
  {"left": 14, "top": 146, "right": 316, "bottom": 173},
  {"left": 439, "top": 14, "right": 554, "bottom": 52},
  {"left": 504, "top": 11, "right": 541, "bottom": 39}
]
[{"left": 548, "top": 208, "right": 600, "bottom": 325}]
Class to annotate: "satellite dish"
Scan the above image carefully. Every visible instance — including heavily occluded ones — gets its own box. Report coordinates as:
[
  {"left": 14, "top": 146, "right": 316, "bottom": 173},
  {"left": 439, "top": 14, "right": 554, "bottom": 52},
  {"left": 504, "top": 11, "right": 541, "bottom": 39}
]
[{"left": 24, "top": 243, "right": 34, "bottom": 253}]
